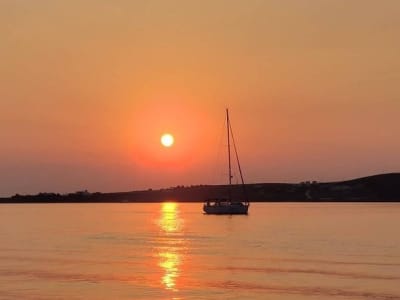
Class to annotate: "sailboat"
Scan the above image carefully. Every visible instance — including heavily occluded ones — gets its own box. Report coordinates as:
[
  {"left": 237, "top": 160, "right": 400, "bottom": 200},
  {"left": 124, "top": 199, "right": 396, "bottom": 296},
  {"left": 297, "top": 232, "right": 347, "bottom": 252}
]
[{"left": 203, "top": 109, "right": 250, "bottom": 215}]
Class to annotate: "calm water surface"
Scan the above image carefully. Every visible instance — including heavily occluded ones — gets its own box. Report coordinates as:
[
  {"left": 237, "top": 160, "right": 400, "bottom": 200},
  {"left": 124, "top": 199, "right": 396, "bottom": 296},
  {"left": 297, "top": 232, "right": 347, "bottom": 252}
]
[{"left": 0, "top": 203, "right": 399, "bottom": 300}]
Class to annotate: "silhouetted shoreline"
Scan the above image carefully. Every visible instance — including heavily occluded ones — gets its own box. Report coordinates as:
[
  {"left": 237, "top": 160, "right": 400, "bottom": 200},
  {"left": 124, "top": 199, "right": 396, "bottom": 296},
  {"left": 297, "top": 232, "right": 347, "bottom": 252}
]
[{"left": 1, "top": 173, "right": 399, "bottom": 203}]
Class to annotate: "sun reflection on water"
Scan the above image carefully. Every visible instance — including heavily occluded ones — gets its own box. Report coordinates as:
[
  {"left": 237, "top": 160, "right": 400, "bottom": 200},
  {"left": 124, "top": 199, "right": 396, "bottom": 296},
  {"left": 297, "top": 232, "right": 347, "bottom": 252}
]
[
  {"left": 160, "top": 202, "right": 182, "bottom": 233},
  {"left": 157, "top": 202, "right": 185, "bottom": 291}
]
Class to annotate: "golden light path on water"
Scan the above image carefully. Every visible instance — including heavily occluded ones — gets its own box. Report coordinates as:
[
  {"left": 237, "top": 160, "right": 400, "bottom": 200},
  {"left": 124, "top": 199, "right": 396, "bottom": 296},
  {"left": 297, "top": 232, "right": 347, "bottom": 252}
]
[{"left": 157, "top": 202, "right": 185, "bottom": 292}]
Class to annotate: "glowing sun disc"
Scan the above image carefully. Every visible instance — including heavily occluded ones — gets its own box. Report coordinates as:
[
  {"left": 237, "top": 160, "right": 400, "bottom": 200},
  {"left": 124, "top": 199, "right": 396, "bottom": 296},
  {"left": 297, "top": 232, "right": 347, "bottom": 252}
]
[{"left": 161, "top": 133, "right": 174, "bottom": 147}]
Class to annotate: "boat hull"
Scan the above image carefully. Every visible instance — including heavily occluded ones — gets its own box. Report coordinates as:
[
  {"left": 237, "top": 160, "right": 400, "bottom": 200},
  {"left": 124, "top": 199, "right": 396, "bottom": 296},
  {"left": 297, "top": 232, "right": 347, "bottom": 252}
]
[{"left": 203, "top": 202, "right": 249, "bottom": 215}]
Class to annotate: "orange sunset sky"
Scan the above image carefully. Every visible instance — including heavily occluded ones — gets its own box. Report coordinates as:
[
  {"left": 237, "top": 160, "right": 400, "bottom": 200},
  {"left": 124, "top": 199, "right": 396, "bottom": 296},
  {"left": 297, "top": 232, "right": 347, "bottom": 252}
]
[{"left": 1, "top": 1, "right": 399, "bottom": 196}]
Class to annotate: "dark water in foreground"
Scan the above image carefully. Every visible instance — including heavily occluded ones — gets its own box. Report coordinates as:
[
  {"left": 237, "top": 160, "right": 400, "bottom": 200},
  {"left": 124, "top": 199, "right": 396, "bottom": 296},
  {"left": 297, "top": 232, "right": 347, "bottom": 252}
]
[{"left": 0, "top": 203, "right": 399, "bottom": 300}]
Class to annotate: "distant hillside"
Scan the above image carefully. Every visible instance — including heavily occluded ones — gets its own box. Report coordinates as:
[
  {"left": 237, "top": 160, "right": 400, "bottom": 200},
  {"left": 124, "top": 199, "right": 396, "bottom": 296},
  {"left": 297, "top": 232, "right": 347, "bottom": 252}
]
[
  {"left": 1, "top": 173, "right": 399, "bottom": 203},
  {"left": 321, "top": 173, "right": 400, "bottom": 201}
]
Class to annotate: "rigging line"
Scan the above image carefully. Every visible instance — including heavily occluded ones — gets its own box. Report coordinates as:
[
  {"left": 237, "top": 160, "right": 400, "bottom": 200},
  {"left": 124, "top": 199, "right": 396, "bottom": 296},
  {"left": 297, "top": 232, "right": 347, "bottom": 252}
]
[
  {"left": 210, "top": 113, "right": 226, "bottom": 185},
  {"left": 228, "top": 121, "right": 245, "bottom": 185},
  {"left": 227, "top": 109, "right": 232, "bottom": 186},
  {"left": 228, "top": 119, "right": 248, "bottom": 203}
]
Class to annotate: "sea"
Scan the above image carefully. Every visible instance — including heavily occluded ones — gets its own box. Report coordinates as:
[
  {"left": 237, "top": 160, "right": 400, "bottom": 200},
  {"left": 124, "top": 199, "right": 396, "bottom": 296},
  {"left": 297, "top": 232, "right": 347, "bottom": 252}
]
[{"left": 0, "top": 203, "right": 399, "bottom": 300}]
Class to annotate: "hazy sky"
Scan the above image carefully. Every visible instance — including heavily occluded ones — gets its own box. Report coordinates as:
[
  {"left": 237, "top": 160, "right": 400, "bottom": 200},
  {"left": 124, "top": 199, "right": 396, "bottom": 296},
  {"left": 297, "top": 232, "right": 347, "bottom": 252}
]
[{"left": 1, "top": 1, "right": 400, "bottom": 196}]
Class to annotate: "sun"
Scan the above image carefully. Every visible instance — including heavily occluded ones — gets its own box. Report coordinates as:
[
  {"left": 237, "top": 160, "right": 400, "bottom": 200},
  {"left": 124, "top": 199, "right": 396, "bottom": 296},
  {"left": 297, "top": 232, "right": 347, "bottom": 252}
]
[{"left": 161, "top": 133, "right": 174, "bottom": 147}]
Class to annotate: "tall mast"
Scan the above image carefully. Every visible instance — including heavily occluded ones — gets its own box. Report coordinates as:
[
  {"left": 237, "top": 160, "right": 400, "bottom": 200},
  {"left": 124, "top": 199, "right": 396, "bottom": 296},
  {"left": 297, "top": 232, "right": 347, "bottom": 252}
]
[{"left": 227, "top": 109, "right": 232, "bottom": 187}]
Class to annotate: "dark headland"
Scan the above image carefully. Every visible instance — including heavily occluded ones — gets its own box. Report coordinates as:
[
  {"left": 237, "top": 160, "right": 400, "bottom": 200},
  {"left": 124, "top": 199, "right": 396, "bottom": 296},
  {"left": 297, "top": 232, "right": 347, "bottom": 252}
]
[{"left": 1, "top": 173, "right": 399, "bottom": 203}]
